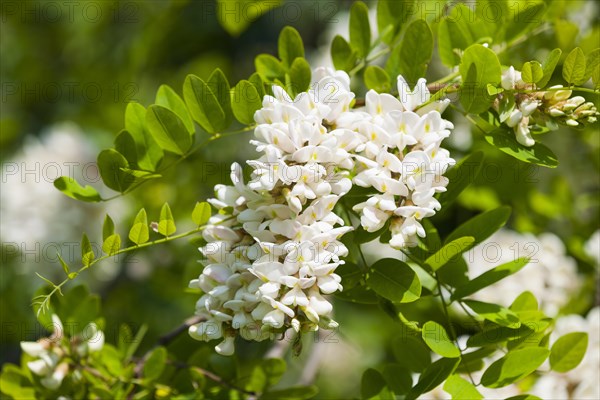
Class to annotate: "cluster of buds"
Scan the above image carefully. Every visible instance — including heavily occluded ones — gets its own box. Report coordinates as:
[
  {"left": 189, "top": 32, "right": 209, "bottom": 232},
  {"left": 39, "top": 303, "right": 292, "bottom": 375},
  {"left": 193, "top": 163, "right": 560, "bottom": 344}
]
[
  {"left": 497, "top": 66, "right": 599, "bottom": 147},
  {"left": 20, "top": 315, "right": 104, "bottom": 390}
]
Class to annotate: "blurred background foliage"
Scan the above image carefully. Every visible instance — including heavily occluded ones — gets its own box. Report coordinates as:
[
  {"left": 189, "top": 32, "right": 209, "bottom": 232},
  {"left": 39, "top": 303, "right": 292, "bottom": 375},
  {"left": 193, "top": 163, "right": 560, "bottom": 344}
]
[{"left": 1, "top": 0, "right": 598, "bottom": 398}]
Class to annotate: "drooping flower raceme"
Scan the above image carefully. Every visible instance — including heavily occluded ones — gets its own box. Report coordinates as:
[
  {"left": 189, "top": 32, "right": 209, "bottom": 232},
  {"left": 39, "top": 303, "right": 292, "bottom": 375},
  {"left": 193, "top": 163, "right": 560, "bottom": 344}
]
[
  {"left": 188, "top": 67, "right": 455, "bottom": 354},
  {"left": 337, "top": 76, "right": 455, "bottom": 249}
]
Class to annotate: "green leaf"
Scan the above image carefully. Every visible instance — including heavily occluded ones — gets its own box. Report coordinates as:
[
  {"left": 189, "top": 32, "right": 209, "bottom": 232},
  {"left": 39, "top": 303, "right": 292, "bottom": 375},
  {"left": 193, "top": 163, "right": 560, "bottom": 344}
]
[
  {"left": 158, "top": 202, "right": 176, "bottom": 236},
  {"left": 382, "top": 364, "right": 412, "bottom": 395},
  {"left": 361, "top": 368, "right": 386, "bottom": 399},
  {"left": 183, "top": 74, "right": 227, "bottom": 134},
  {"left": 146, "top": 105, "right": 193, "bottom": 155},
  {"left": 377, "top": 0, "right": 413, "bottom": 45},
  {"left": 156, "top": 84, "right": 195, "bottom": 134},
  {"left": 216, "top": 0, "right": 281, "bottom": 37},
  {"left": 0, "top": 364, "right": 36, "bottom": 399},
  {"left": 537, "top": 48, "right": 562, "bottom": 88},
  {"left": 331, "top": 35, "right": 357, "bottom": 72},
  {"left": 466, "top": 322, "right": 547, "bottom": 348},
  {"left": 124, "top": 102, "right": 163, "bottom": 171},
  {"left": 208, "top": 69, "right": 233, "bottom": 128},
  {"left": 481, "top": 347, "right": 550, "bottom": 388},
  {"left": 463, "top": 300, "right": 521, "bottom": 328},
  {"left": 563, "top": 47, "right": 587, "bottom": 85},
  {"left": 585, "top": 48, "right": 600, "bottom": 88},
  {"left": 443, "top": 374, "right": 483, "bottom": 399},
  {"left": 522, "top": 61, "right": 544, "bottom": 84},
  {"left": 387, "top": 19, "right": 433, "bottom": 84},
  {"left": 451, "top": 258, "right": 529, "bottom": 301},
  {"left": 192, "top": 202, "right": 212, "bottom": 226},
  {"left": 143, "top": 346, "right": 167, "bottom": 382},
  {"left": 483, "top": 127, "right": 558, "bottom": 168},
  {"left": 392, "top": 335, "right": 431, "bottom": 372},
  {"left": 364, "top": 65, "right": 392, "bottom": 93},
  {"left": 425, "top": 237, "right": 475, "bottom": 271},
  {"left": 288, "top": 57, "right": 311, "bottom": 95},
  {"left": 129, "top": 208, "right": 149, "bottom": 245},
  {"left": 102, "top": 234, "right": 121, "bottom": 256},
  {"left": 504, "top": 1, "right": 546, "bottom": 42},
  {"left": 97, "top": 148, "right": 132, "bottom": 192},
  {"left": 549, "top": 332, "right": 588, "bottom": 372},
  {"left": 255, "top": 54, "right": 286, "bottom": 81},
  {"left": 102, "top": 214, "right": 115, "bottom": 241},
  {"left": 53, "top": 176, "right": 101, "bottom": 202},
  {"left": 81, "top": 233, "right": 94, "bottom": 266},
  {"left": 510, "top": 291, "right": 539, "bottom": 312},
  {"left": 367, "top": 258, "right": 421, "bottom": 303},
  {"left": 278, "top": 26, "right": 304, "bottom": 69},
  {"left": 114, "top": 129, "right": 138, "bottom": 166},
  {"left": 438, "top": 151, "right": 484, "bottom": 206},
  {"left": 422, "top": 321, "right": 461, "bottom": 358},
  {"left": 262, "top": 358, "right": 286, "bottom": 388},
  {"left": 445, "top": 206, "right": 511, "bottom": 247},
  {"left": 232, "top": 80, "right": 262, "bottom": 125},
  {"left": 406, "top": 357, "right": 461, "bottom": 400},
  {"left": 249, "top": 72, "right": 266, "bottom": 98},
  {"left": 505, "top": 396, "right": 542, "bottom": 400},
  {"left": 459, "top": 44, "right": 502, "bottom": 113},
  {"left": 57, "top": 253, "right": 70, "bottom": 277},
  {"left": 438, "top": 5, "right": 475, "bottom": 67},
  {"left": 349, "top": 1, "right": 371, "bottom": 58}
]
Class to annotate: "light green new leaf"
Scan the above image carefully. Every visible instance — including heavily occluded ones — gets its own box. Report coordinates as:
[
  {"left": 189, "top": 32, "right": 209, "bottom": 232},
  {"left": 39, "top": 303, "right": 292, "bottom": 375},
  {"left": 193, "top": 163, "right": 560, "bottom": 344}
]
[
  {"left": 97, "top": 148, "right": 132, "bottom": 192},
  {"left": 278, "top": 26, "right": 304, "bottom": 68},
  {"left": 183, "top": 74, "right": 226, "bottom": 134},
  {"left": 445, "top": 206, "right": 511, "bottom": 247},
  {"left": 510, "top": 291, "right": 539, "bottom": 312},
  {"left": 422, "top": 321, "right": 461, "bottom": 358},
  {"left": 438, "top": 151, "right": 484, "bottom": 206},
  {"left": 192, "top": 202, "right": 212, "bottom": 226},
  {"left": 208, "top": 69, "right": 233, "bottom": 127},
  {"left": 464, "top": 300, "right": 521, "bottom": 328},
  {"left": 349, "top": 1, "right": 370, "bottom": 58},
  {"left": 124, "top": 102, "right": 163, "bottom": 171},
  {"left": 81, "top": 233, "right": 94, "bottom": 266},
  {"left": 288, "top": 57, "right": 311, "bottom": 95},
  {"left": 232, "top": 80, "right": 262, "bottom": 125},
  {"left": 143, "top": 346, "right": 167, "bottom": 382},
  {"left": 255, "top": 54, "right": 286, "bottom": 81},
  {"left": 156, "top": 84, "right": 195, "bottom": 134},
  {"left": 216, "top": 0, "right": 281, "bottom": 36},
  {"left": 563, "top": 47, "right": 587, "bottom": 85},
  {"left": 459, "top": 44, "right": 502, "bottom": 114},
  {"left": 158, "top": 203, "right": 176, "bottom": 236},
  {"left": 331, "top": 35, "right": 357, "bottom": 72},
  {"left": 129, "top": 208, "right": 149, "bottom": 245},
  {"left": 387, "top": 19, "right": 433, "bottom": 84},
  {"left": 481, "top": 347, "right": 550, "bottom": 388},
  {"left": 102, "top": 234, "right": 121, "bottom": 256},
  {"left": 537, "top": 48, "right": 562, "bottom": 88},
  {"left": 248, "top": 72, "right": 266, "bottom": 98},
  {"left": 53, "top": 176, "right": 102, "bottom": 202},
  {"left": 102, "top": 214, "right": 115, "bottom": 241},
  {"left": 522, "top": 61, "right": 544, "bottom": 84},
  {"left": 443, "top": 374, "right": 483, "bottom": 399},
  {"left": 549, "top": 332, "right": 588, "bottom": 372},
  {"left": 57, "top": 253, "right": 70, "bottom": 277},
  {"left": 451, "top": 258, "right": 529, "bottom": 301},
  {"left": 146, "top": 105, "right": 193, "bottom": 155},
  {"left": 364, "top": 65, "right": 392, "bottom": 93},
  {"left": 425, "top": 237, "right": 475, "bottom": 271},
  {"left": 406, "top": 357, "right": 461, "bottom": 400},
  {"left": 367, "top": 258, "right": 421, "bottom": 303},
  {"left": 361, "top": 368, "right": 386, "bottom": 399}
]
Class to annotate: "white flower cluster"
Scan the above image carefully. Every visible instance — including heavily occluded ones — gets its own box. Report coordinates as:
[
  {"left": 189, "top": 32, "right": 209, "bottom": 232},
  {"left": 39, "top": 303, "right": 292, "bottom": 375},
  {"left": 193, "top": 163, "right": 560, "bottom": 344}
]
[
  {"left": 188, "top": 68, "right": 356, "bottom": 355},
  {"left": 340, "top": 76, "right": 455, "bottom": 248},
  {"left": 466, "top": 229, "right": 582, "bottom": 316},
  {"left": 20, "top": 315, "right": 104, "bottom": 390},
  {"left": 499, "top": 66, "right": 599, "bottom": 147},
  {"left": 188, "top": 68, "right": 456, "bottom": 354}
]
